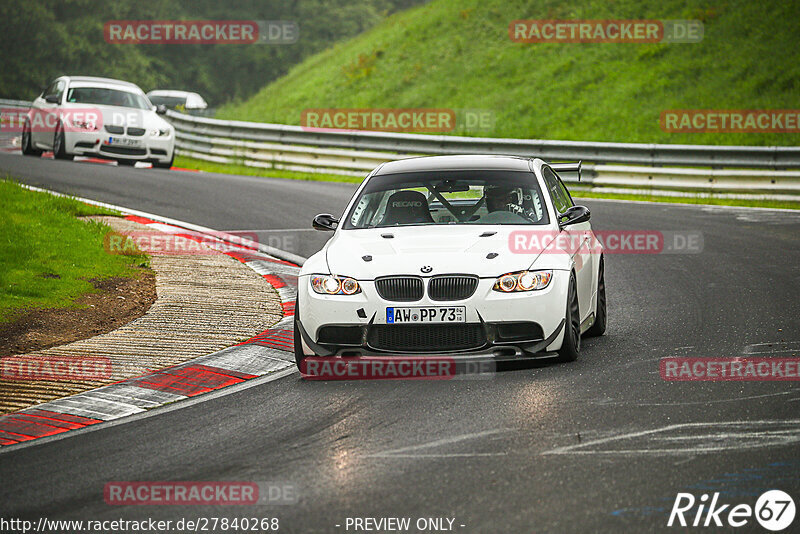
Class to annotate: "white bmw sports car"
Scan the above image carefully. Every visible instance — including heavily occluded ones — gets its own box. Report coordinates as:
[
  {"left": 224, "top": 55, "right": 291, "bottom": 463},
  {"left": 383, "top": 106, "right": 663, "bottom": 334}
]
[
  {"left": 295, "top": 155, "right": 606, "bottom": 366},
  {"left": 22, "top": 76, "right": 175, "bottom": 168}
]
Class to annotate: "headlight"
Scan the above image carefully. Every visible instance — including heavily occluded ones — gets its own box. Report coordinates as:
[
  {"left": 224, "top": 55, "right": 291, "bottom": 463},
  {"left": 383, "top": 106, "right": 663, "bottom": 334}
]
[
  {"left": 493, "top": 270, "right": 552, "bottom": 292},
  {"left": 70, "top": 120, "right": 98, "bottom": 131},
  {"left": 311, "top": 274, "right": 361, "bottom": 295},
  {"left": 150, "top": 128, "right": 171, "bottom": 137}
]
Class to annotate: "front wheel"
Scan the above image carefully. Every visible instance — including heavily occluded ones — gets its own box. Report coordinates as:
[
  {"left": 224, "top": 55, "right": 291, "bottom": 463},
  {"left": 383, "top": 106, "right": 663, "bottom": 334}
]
[
  {"left": 21, "top": 120, "right": 42, "bottom": 156},
  {"left": 53, "top": 122, "right": 73, "bottom": 160},
  {"left": 556, "top": 274, "right": 580, "bottom": 362},
  {"left": 153, "top": 154, "right": 174, "bottom": 169},
  {"left": 584, "top": 256, "right": 606, "bottom": 337}
]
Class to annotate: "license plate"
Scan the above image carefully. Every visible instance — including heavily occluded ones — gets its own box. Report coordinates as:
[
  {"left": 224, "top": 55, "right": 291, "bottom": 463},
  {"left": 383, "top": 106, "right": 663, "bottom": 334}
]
[
  {"left": 386, "top": 306, "right": 465, "bottom": 324},
  {"left": 104, "top": 136, "right": 141, "bottom": 147}
]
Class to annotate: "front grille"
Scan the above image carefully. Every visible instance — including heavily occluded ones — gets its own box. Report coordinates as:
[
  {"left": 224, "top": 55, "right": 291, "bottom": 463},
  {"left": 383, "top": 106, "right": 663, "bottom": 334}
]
[
  {"left": 428, "top": 275, "right": 478, "bottom": 301},
  {"left": 104, "top": 125, "right": 124, "bottom": 134},
  {"left": 368, "top": 324, "right": 486, "bottom": 352},
  {"left": 375, "top": 276, "right": 423, "bottom": 302},
  {"left": 127, "top": 127, "right": 146, "bottom": 136},
  {"left": 100, "top": 145, "right": 147, "bottom": 156}
]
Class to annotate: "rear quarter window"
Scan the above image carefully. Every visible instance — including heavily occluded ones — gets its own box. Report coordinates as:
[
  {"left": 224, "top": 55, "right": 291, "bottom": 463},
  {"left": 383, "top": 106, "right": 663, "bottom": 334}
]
[{"left": 542, "top": 166, "right": 573, "bottom": 214}]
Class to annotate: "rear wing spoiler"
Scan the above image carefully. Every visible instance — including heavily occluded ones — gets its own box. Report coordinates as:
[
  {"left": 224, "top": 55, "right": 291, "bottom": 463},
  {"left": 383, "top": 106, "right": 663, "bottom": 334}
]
[{"left": 550, "top": 161, "right": 582, "bottom": 182}]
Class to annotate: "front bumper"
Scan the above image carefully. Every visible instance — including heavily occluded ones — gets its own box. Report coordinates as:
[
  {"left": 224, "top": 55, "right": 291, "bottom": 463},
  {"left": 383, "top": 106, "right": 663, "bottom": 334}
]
[
  {"left": 296, "top": 272, "right": 570, "bottom": 358},
  {"left": 296, "top": 316, "right": 565, "bottom": 361},
  {"left": 65, "top": 130, "right": 174, "bottom": 162}
]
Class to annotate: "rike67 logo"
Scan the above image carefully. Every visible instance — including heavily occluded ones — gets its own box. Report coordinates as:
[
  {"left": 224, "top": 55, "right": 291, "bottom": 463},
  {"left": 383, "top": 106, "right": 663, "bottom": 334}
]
[{"left": 668, "top": 490, "right": 795, "bottom": 531}]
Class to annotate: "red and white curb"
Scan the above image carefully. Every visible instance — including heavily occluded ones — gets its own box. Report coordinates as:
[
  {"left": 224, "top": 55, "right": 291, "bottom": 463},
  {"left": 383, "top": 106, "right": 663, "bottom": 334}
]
[{"left": 0, "top": 212, "right": 300, "bottom": 448}]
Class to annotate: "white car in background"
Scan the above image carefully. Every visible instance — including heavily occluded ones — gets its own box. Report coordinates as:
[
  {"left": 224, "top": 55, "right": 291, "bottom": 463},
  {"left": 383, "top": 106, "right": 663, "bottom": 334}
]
[
  {"left": 22, "top": 76, "right": 175, "bottom": 168},
  {"left": 146, "top": 90, "right": 209, "bottom": 116},
  {"left": 295, "top": 155, "right": 606, "bottom": 367}
]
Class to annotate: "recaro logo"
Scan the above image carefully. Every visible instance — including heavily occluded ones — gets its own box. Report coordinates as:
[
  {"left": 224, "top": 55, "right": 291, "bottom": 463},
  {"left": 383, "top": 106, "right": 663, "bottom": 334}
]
[
  {"left": 668, "top": 490, "right": 795, "bottom": 530},
  {"left": 392, "top": 201, "right": 422, "bottom": 207}
]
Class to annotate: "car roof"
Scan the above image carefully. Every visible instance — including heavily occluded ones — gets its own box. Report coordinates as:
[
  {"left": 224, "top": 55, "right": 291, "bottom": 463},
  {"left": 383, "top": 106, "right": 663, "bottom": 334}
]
[
  {"left": 373, "top": 155, "right": 534, "bottom": 175},
  {"left": 62, "top": 76, "right": 141, "bottom": 89},
  {"left": 146, "top": 90, "right": 197, "bottom": 97}
]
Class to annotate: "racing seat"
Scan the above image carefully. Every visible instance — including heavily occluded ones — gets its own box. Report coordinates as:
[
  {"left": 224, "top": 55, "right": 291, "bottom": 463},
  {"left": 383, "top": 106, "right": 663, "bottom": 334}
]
[{"left": 378, "top": 190, "right": 435, "bottom": 226}]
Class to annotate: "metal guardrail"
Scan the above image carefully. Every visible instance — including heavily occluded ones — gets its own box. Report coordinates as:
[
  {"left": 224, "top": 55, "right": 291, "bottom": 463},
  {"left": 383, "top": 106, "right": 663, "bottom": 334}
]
[
  {"left": 3, "top": 99, "right": 798, "bottom": 198},
  {"left": 0, "top": 98, "right": 35, "bottom": 109},
  {"left": 166, "top": 110, "right": 800, "bottom": 169},
  {"left": 166, "top": 110, "right": 800, "bottom": 198}
]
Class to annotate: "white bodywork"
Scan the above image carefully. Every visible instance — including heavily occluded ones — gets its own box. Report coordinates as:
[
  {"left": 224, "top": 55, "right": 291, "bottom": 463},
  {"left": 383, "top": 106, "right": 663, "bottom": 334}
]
[
  {"left": 297, "top": 155, "right": 603, "bottom": 358},
  {"left": 26, "top": 76, "right": 175, "bottom": 165},
  {"left": 146, "top": 90, "right": 208, "bottom": 110}
]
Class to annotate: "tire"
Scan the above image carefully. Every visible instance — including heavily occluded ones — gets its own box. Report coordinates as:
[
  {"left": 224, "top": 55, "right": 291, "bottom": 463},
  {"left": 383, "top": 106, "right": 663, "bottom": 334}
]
[
  {"left": 21, "top": 120, "right": 42, "bottom": 156},
  {"left": 52, "top": 122, "right": 73, "bottom": 160},
  {"left": 556, "top": 274, "right": 580, "bottom": 362},
  {"left": 153, "top": 154, "right": 174, "bottom": 169},
  {"left": 584, "top": 256, "right": 607, "bottom": 337},
  {"left": 117, "top": 159, "right": 137, "bottom": 166}
]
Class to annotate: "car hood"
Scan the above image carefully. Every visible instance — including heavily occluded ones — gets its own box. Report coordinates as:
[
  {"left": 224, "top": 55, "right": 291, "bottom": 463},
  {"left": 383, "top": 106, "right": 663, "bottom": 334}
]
[
  {"left": 61, "top": 103, "right": 168, "bottom": 131},
  {"left": 324, "top": 225, "right": 550, "bottom": 279}
]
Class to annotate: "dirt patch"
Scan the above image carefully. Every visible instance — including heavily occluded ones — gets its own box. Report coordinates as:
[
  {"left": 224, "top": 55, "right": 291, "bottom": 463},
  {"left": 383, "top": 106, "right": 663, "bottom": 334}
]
[{"left": 0, "top": 270, "right": 156, "bottom": 357}]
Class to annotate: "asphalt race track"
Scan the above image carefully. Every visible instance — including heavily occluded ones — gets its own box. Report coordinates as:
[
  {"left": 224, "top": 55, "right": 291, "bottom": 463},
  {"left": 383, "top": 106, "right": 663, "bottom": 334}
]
[{"left": 1, "top": 152, "right": 799, "bottom": 532}]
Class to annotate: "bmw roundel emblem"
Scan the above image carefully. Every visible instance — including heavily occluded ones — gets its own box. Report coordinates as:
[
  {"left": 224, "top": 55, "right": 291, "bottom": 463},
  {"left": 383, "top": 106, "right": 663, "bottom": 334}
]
[{"left": 421, "top": 265, "right": 433, "bottom": 273}]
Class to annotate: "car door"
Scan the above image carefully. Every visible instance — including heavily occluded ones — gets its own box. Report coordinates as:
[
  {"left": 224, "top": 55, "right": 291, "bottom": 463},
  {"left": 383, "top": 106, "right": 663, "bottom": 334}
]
[
  {"left": 31, "top": 79, "right": 65, "bottom": 148},
  {"left": 542, "top": 166, "right": 594, "bottom": 323},
  {"left": 29, "top": 81, "right": 54, "bottom": 147}
]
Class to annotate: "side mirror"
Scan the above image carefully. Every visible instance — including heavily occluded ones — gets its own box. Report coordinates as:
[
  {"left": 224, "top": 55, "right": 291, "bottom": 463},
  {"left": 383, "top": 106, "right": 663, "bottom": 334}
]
[
  {"left": 155, "top": 104, "right": 168, "bottom": 115},
  {"left": 558, "top": 205, "right": 591, "bottom": 228},
  {"left": 44, "top": 94, "right": 60, "bottom": 104},
  {"left": 312, "top": 213, "right": 339, "bottom": 231}
]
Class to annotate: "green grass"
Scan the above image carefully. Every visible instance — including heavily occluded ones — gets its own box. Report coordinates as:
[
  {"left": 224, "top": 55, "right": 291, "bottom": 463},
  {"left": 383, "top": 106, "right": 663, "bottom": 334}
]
[
  {"left": 175, "top": 154, "right": 799, "bottom": 210},
  {"left": 219, "top": 0, "right": 800, "bottom": 147},
  {"left": 572, "top": 189, "right": 800, "bottom": 210},
  {"left": 174, "top": 155, "right": 363, "bottom": 183},
  {"left": 0, "top": 179, "right": 149, "bottom": 322}
]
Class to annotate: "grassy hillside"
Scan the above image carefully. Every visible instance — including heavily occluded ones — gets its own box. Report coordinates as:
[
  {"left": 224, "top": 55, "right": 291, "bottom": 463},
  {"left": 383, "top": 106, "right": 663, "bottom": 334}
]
[
  {"left": 219, "top": 0, "right": 800, "bottom": 146},
  {"left": 0, "top": 0, "right": 424, "bottom": 104}
]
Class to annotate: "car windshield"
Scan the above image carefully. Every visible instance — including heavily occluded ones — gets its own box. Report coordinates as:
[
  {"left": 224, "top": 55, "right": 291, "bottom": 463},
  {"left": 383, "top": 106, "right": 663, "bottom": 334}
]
[
  {"left": 148, "top": 95, "right": 187, "bottom": 109},
  {"left": 343, "top": 170, "right": 550, "bottom": 229},
  {"left": 66, "top": 87, "right": 151, "bottom": 110}
]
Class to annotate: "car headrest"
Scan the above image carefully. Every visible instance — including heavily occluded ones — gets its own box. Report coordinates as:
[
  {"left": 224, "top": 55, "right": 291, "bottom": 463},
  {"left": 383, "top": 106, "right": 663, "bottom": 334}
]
[{"left": 379, "top": 190, "right": 434, "bottom": 226}]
